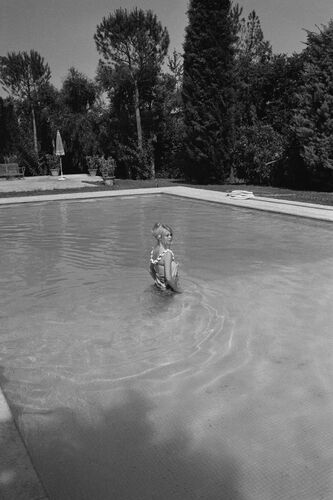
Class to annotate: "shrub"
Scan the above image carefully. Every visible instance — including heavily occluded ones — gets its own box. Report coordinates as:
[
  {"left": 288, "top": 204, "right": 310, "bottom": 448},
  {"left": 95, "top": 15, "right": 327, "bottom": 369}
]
[
  {"left": 45, "top": 154, "right": 60, "bottom": 172},
  {"left": 19, "top": 149, "right": 44, "bottom": 176},
  {"left": 116, "top": 141, "right": 152, "bottom": 179},
  {"left": 99, "top": 157, "right": 116, "bottom": 178},
  {"left": 86, "top": 155, "right": 101, "bottom": 171},
  {"left": 3, "top": 154, "right": 18, "bottom": 163},
  {"left": 234, "top": 123, "right": 285, "bottom": 185}
]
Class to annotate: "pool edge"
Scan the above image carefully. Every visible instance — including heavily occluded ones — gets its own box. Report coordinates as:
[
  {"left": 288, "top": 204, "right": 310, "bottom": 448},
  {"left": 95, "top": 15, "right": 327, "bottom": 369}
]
[
  {"left": 0, "top": 389, "right": 49, "bottom": 499},
  {"left": 0, "top": 186, "right": 332, "bottom": 222}
]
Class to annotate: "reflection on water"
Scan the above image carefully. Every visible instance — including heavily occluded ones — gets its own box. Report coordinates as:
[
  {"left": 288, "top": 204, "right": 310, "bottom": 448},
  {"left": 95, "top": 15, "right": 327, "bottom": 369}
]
[{"left": 1, "top": 196, "right": 333, "bottom": 500}]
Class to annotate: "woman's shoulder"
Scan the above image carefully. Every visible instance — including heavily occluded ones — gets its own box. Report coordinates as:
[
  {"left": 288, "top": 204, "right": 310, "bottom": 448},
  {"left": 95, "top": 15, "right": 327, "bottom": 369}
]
[
  {"left": 150, "top": 247, "right": 174, "bottom": 263},
  {"left": 150, "top": 246, "right": 165, "bottom": 263},
  {"left": 162, "top": 248, "right": 174, "bottom": 260}
]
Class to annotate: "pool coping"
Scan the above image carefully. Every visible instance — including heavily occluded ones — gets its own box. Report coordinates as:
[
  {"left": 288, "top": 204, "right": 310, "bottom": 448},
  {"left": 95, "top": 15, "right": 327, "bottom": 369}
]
[
  {"left": 0, "top": 390, "right": 48, "bottom": 499},
  {"left": 1, "top": 184, "right": 333, "bottom": 499},
  {"left": 0, "top": 185, "right": 333, "bottom": 222}
]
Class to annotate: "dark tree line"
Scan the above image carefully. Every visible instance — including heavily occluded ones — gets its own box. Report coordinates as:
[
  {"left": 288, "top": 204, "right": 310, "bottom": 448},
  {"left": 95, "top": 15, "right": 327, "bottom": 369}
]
[
  {"left": 183, "top": 2, "right": 333, "bottom": 189},
  {"left": 1, "top": 5, "right": 333, "bottom": 189}
]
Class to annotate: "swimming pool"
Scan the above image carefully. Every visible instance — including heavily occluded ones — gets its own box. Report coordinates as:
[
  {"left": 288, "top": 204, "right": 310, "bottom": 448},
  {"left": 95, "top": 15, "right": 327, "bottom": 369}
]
[{"left": 1, "top": 194, "right": 333, "bottom": 500}]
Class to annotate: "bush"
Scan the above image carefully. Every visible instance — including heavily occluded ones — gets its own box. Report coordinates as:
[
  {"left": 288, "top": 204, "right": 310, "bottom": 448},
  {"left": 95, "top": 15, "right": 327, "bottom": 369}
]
[
  {"left": 99, "top": 157, "right": 116, "bottom": 178},
  {"left": 3, "top": 154, "right": 18, "bottom": 163},
  {"left": 19, "top": 149, "right": 44, "bottom": 176},
  {"left": 86, "top": 155, "right": 101, "bottom": 171},
  {"left": 45, "top": 154, "right": 60, "bottom": 172},
  {"left": 234, "top": 123, "right": 285, "bottom": 185},
  {"left": 116, "top": 140, "right": 153, "bottom": 179}
]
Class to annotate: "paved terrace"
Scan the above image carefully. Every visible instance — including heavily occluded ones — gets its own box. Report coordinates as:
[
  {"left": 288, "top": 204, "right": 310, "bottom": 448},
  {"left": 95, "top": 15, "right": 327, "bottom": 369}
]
[{"left": 1, "top": 174, "right": 333, "bottom": 500}]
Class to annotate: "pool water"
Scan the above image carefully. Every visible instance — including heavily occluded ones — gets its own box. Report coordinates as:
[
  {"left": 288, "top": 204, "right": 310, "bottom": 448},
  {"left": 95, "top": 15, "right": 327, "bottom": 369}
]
[{"left": 1, "top": 195, "right": 333, "bottom": 500}]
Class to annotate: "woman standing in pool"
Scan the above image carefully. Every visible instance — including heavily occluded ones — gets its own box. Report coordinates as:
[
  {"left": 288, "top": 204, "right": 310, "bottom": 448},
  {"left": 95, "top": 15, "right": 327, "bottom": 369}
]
[{"left": 149, "top": 223, "right": 182, "bottom": 293}]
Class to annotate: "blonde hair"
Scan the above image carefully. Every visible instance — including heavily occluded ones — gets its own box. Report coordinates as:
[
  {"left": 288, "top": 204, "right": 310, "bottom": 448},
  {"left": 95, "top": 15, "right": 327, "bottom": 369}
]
[{"left": 152, "top": 222, "right": 173, "bottom": 241}]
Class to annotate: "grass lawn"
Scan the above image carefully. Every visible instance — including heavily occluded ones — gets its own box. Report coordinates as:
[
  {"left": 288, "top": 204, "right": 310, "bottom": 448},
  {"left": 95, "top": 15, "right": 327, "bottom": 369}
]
[
  {"left": 181, "top": 181, "right": 333, "bottom": 207},
  {"left": 1, "top": 177, "right": 333, "bottom": 207}
]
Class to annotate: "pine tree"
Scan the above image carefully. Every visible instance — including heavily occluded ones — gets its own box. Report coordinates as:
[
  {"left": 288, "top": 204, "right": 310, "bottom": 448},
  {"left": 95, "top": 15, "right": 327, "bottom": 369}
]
[
  {"left": 234, "top": 9, "right": 272, "bottom": 126},
  {"left": 95, "top": 8, "right": 169, "bottom": 164},
  {"left": 182, "top": 0, "right": 238, "bottom": 182},
  {"left": 292, "top": 20, "right": 333, "bottom": 186},
  {"left": 0, "top": 50, "right": 51, "bottom": 154}
]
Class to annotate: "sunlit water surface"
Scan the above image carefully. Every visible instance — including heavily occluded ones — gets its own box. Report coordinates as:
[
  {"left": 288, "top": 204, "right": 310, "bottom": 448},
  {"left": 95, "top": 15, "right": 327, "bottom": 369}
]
[{"left": 1, "top": 195, "right": 333, "bottom": 500}]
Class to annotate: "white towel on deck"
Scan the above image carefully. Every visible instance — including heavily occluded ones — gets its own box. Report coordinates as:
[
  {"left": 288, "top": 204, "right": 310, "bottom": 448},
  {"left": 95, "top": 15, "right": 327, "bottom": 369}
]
[{"left": 226, "top": 190, "right": 255, "bottom": 199}]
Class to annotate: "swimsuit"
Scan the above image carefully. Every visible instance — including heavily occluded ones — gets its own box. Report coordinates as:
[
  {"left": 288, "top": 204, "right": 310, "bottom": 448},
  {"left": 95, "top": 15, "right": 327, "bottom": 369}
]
[{"left": 150, "top": 248, "right": 175, "bottom": 290}]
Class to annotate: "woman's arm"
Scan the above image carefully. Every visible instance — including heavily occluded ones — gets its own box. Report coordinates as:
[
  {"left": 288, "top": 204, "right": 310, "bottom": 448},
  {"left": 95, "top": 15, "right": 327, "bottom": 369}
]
[
  {"left": 149, "top": 261, "right": 156, "bottom": 279},
  {"left": 164, "top": 251, "right": 182, "bottom": 292}
]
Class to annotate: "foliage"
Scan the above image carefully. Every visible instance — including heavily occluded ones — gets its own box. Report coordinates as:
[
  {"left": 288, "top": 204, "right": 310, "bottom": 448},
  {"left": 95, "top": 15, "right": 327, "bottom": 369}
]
[
  {"left": 167, "top": 50, "right": 183, "bottom": 90},
  {"left": 0, "top": 97, "right": 20, "bottom": 160},
  {"left": 97, "top": 63, "right": 137, "bottom": 139},
  {"left": 19, "top": 148, "right": 43, "bottom": 176},
  {"left": 0, "top": 50, "right": 51, "bottom": 100},
  {"left": 234, "top": 9, "right": 272, "bottom": 63},
  {"left": 59, "top": 113, "right": 98, "bottom": 172},
  {"left": 259, "top": 53, "right": 304, "bottom": 135},
  {"left": 230, "top": 11, "right": 306, "bottom": 187},
  {"left": 99, "top": 157, "right": 116, "bottom": 178},
  {"left": 50, "top": 68, "right": 103, "bottom": 173},
  {"left": 94, "top": 8, "right": 169, "bottom": 78},
  {"left": 85, "top": 155, "right": 115, "bottom": 177},
  {"left": 291, "top": 21, "right": 333, "bottom": 187},
  {"left": 45, "top": 154, "right": 59, "bottom": 171},
  {"left": 95, "top": 8, "right": 169, "bottom": 165},
  {"left": 0, "top": 50, "right": 52, "bottom": 154},
  {"left": 151, "top": 72, "right": 184, "bottom": 177},
  {"left": 0, "top": 60, "right": 59, "bottom": 172},
  {"left": 182, "top": 0, "right": 239, "bottom": 183},
  {"left": 86, "top": 155, "right": 101, "bottom": 171},
  {"left": 62, "top": 67, "right": 98, "bottom": 113},
  {"left": 232, "top": 9, "right": 273, "bottom": 128},
  {"left": 233, "top": 123, "right": 285, "bottom": 184},
  {"left": 115, "top": 139, "right": 153, "bottom": 179},
  {"left": 3, "top": 153, "right": 18, "bottom": 163}
]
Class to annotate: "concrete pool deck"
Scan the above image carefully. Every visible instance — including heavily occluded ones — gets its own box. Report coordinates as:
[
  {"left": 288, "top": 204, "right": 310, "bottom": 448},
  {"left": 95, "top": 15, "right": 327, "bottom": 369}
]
[
  {"left": 0, "top": 175, "right": 333, "bottom": 222},
  {"left": 0, "top": 176, "right": 333, "bottom": 499}
]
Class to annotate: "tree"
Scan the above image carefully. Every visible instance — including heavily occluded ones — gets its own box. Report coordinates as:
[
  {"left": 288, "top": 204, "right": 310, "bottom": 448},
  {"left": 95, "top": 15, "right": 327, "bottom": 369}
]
[
  {"left": 234, "top": 9, "right": 272, "bottom": 120},
  {"left": 62, "top": 67, "right": 98, "bottom": 113},
  {"left": 55, "top": 68, "right": 102, "bottom": 173},
  {"left": 0, "top": 97, "right": 20, "bottom": 160},
  {"left": 291, "top": 21, "right": 333, "bottom": 187},
  {"left": 94, "top": 7, "right": 169, "bottom": 171},
  {"left": 233, "top": 123, "right": 285, "bottom": 184},
  {"left": 168, "top": 50, "right": 183, "bottom": 91},
  {"left": 151, "top": 71, "right": 185, "bottom": 178},
  {"left": 235, "top": 10, "right": 271, "bottom": 63},
  {"left": 0, "top": 50, "right": 51, "bottom": 154},
  {"left": 182, "top": 0, "right": 238, "bottom": 182}
]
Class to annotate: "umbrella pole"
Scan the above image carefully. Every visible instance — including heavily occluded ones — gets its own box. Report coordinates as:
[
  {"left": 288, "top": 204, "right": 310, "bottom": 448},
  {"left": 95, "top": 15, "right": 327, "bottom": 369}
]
[{"left": 58, "top": 157, "right": 66, "bottom": 180}]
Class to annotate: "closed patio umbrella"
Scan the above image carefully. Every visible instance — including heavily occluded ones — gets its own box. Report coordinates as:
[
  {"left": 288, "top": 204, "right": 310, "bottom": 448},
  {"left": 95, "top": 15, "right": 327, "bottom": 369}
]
[{"left": 55, "top": 130, "right": 66, "bottom": 180}]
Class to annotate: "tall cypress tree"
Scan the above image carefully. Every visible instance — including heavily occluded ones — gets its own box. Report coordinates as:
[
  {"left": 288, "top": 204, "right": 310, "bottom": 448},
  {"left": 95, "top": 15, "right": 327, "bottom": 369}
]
[
  {"left": 182, "top": 0, "right": 238, "bottom": 182},
  {"left": 292, "top": 21, "right": 333, "bottom": 187}
]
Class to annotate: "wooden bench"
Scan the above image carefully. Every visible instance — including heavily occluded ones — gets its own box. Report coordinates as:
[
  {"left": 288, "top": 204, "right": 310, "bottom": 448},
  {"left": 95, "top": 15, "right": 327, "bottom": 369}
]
[{"left": 0, "top": 163, "right": 25, "bottom": 179}]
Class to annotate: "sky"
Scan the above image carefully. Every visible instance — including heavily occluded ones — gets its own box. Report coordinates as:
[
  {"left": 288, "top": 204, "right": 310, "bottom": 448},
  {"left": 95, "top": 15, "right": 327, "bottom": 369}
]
[{"left": 1, "top": 0, "right": 333, "bottom": 92}]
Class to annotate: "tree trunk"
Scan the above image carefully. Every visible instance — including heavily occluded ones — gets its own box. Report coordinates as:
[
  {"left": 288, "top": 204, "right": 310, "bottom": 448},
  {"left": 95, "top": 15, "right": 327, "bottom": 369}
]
[
  {"left": 31, "top": 105, "right": 38, "bottom": 154},
  {"left": 151, "top": 155, "right": 155, "bottom": 179},
  {"left": 228, "top": 102, "right": 236, "bottom": 183},
  {"left": 133, "top": 80, "right": 143, "bottom": 151},
  {"left": 150, "top": 134, "right": 156, "bottom": 179}
]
